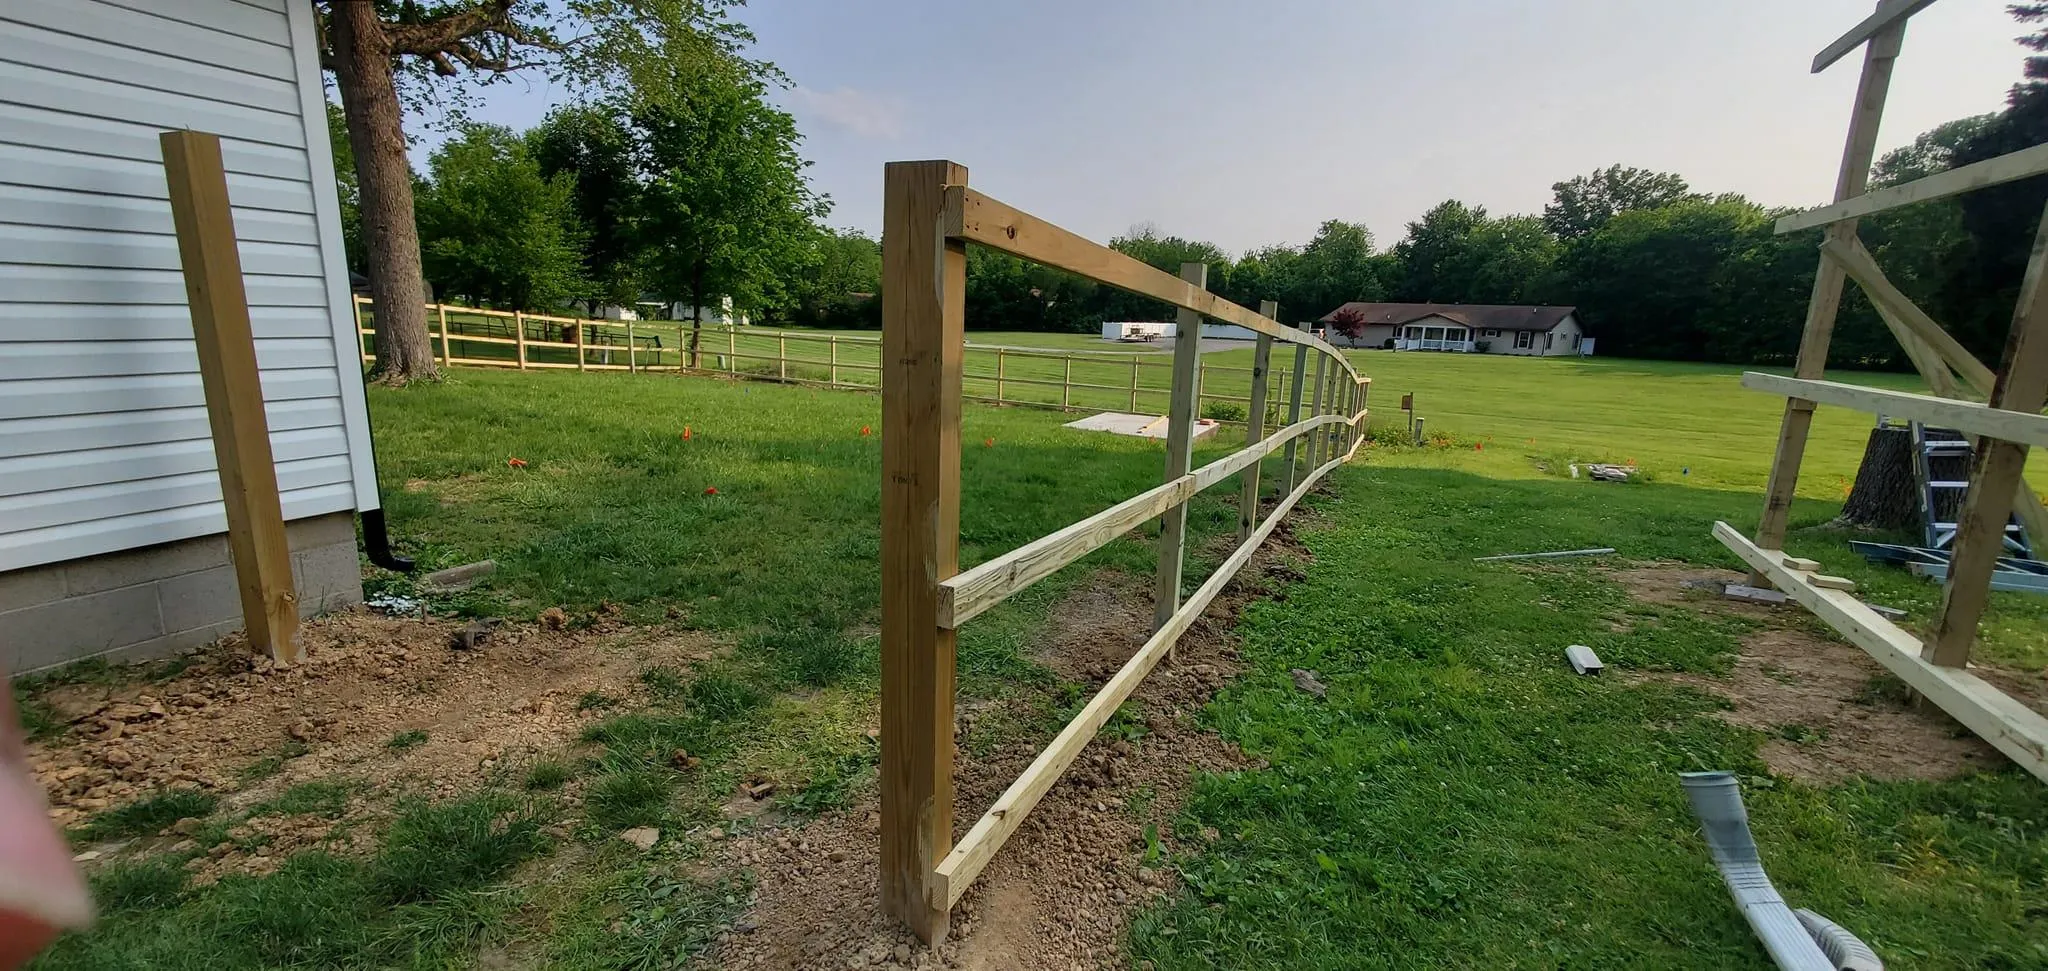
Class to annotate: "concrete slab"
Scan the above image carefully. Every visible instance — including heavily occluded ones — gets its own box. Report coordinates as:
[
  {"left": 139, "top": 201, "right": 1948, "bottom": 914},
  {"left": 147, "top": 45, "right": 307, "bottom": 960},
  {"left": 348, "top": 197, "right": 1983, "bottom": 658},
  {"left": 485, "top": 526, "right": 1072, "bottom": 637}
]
[{"left": 1064, "top": 412, "right": 1221, "bottom": 442}]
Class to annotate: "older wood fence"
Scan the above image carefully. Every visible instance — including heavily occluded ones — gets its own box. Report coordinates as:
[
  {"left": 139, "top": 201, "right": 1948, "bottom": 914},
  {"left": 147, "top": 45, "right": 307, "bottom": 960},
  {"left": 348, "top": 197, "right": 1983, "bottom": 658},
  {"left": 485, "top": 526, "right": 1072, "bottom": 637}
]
[
  {"left": 877, "top": 160, "right": 1369, "bottom": 941},
  {"left": 353, "top": 297, "right": 1303, "bottom": 423}
]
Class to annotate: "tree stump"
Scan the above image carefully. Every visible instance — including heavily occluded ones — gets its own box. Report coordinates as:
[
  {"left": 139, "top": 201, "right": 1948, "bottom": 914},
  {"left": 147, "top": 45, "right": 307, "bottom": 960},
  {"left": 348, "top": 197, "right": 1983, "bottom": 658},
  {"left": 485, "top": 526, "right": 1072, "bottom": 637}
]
[{"left": 1839, "top": 424, "right": 1918, "bottom": 530}]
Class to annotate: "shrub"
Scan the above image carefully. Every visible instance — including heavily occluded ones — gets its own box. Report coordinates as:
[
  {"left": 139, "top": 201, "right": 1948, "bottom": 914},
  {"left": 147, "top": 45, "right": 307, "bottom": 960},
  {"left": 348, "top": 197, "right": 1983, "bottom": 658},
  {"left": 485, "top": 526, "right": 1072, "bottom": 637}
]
[{"left": 1201, "top": 401, "right": 1247, "bottom": 422}]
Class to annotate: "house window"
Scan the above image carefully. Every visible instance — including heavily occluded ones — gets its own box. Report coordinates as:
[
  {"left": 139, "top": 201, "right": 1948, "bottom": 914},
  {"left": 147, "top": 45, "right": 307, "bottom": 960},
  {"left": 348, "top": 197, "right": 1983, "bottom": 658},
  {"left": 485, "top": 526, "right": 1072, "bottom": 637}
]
[
  {"left": 1483, "top": 329, "right": 1499, "bottom": 337},
  {"left": 1571, "top": 334, "right": 1582, "bottom": 349},
  {"left": 1514, "top": 330, "right": 1533, "bottom": 350},
  {"left": 1545, "top": 332, "right": 1553, "bottom": 349}
]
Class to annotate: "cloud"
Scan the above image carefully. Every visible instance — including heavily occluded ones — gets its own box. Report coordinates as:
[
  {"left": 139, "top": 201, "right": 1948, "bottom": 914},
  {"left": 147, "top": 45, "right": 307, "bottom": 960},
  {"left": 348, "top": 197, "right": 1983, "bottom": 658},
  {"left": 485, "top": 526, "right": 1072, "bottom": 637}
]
[{"left": 785, "top": 86, "right": 906, "bottom": 139}]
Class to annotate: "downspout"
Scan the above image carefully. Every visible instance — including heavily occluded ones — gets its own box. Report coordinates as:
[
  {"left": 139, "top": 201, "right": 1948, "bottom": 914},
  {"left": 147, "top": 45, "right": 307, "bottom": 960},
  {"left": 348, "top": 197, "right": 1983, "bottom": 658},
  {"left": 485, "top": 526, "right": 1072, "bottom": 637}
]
[{"left": 360, "top": 508, "right": 412, "bottom": 572}]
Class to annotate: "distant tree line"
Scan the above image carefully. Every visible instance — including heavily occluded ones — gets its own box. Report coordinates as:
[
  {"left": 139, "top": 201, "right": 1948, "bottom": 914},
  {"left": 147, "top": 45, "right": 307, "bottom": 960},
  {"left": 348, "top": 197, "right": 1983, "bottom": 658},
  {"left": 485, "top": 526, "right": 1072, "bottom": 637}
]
[{"left": 349, "top": 5, "right": 2048, "bottom": 370}]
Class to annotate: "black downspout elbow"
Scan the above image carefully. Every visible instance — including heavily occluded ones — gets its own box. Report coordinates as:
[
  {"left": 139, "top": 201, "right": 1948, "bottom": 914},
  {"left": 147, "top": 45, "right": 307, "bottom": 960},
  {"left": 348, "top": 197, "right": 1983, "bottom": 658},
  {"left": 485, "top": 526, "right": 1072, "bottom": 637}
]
[{"left": 361, "top": 508, "right": 414, "bottom": 572}]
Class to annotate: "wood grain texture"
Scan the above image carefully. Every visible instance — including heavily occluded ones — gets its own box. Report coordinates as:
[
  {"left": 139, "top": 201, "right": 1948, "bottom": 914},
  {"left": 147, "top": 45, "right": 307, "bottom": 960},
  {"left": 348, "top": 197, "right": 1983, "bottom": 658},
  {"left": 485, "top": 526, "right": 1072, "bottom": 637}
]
[
  {"left": 1714, "top": 521, "right": 2046, "bottom": 781},
  {"left": 1239, "top": 313, "right": 1276, "bottom": 544},
  {"left": 1754, "top": 28, "right": 1901, "bottom": 565},
  {"left": 1810, "top": 0, "right": 1935, "bottom": 73},
  {"left": 1741, "top": 373, "right": 2048, "bottom": 447},
  {"left": 1778, "top": 143, "right": 2048, "bottom": 234},
  {"left": 1931, "top": 203, "right": 2048, "bottom": 666},
  {"left": 1155, "top": 262, "right": 1207, "bottom": 631},
  {"left": 1281, "top": 344, "right": 1308, "bottom": 494},
  {"left": 943, "top": 186, "right": 1361, "bottom": 381},
  {"left": 933, "top": 431, "right": 1370, "bottom": 909},
  {"left": 159, "top": 129, "right": 300, "bottom": 664},
  {"left": 938, "top": 412, "right": 1359, "bottom": 628},
  {"left": 878, "top": 159, "right": 966, "bottom": 944}
]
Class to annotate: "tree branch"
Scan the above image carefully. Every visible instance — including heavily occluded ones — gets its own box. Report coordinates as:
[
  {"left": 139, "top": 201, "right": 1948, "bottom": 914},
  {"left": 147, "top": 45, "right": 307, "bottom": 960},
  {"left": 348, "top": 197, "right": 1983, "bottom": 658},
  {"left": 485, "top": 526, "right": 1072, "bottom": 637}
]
[{"left": 384, "top": 0, "right": 562, "bottom": 67}]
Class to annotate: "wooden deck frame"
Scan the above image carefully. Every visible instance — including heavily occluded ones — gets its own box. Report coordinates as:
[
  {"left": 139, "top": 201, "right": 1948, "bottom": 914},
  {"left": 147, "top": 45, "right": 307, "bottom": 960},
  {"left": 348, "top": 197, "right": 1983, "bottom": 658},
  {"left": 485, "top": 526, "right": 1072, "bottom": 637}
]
[
  {"left": 882, "top": 160, "right": 1368, "bottom": 940},
  {"left": 1741, "top": 373, "right": 2048, "bottom": 448},
  {"left": 1775, "top": 142, "right": 2048, "bottom": 235}
]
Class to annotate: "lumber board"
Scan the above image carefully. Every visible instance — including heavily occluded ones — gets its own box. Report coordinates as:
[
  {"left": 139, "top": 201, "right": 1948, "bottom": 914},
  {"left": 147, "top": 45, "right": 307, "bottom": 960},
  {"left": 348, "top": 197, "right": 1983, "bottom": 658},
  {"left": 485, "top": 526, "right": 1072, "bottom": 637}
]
[
  {"left": 1931, "top": 203, "right": 2048, "bottom": 665},
  {"left": 1753, "top": 34, "right": 1899, "bottom": 565},
  {"left": 933, "top": 432, "right": 1367, "bottom": 909},
  {"left": 1740, "top": 372, "right": 2048, "bottom": 448},
  {"left": 938, "top": 412, "right": 1360, "bottom": 628},
  {"left": 1809, "top": 574, "right": 1857, "bottom": 591},
  {"left": 1781, "top": 555, "right": 1822, "bottom": 571},
  {"left": 878, "top": 159, "right": 965, "bottom": 943},
  {"left": 943, "top": 186, "right": 1360, "bottom": 381},
  {"left": 1778, "top": 143, "right": 2048, "bottom": 235},
  {"left": 1713, "top": 522, "right": 2047, "bottom": 782},
  {"left": 1811, "top": 0, "right": 1935, "bottom": 73},
  {"left": 160, "top": 130, "right": 300, "bottom": 664}
]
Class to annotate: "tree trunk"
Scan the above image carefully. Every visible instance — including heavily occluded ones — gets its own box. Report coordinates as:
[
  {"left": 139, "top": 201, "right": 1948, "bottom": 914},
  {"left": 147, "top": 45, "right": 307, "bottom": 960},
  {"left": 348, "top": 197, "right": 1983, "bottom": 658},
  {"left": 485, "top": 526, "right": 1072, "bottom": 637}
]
[
  {"left": 1839, "top": 424, "right": 1919, "bottom": 530},
  {"left": 329, "top": 3, "right": 436, "bottom": 386}
]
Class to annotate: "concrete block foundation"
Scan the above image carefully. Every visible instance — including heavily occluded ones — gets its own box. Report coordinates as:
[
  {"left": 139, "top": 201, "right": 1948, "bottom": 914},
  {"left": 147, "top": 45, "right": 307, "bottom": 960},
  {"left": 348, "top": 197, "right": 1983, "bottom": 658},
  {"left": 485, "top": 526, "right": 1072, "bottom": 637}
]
[{"left": 0, "top": 512, "right": 364, "bottom": 675}]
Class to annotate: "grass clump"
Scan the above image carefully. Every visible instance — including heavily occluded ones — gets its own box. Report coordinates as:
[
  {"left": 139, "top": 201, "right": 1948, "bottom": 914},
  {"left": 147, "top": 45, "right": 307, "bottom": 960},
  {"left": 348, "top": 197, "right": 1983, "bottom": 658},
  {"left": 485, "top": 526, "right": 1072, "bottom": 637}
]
[
  {"left": 584, "top": 768, "right": 672, "bottom": 830},
  {"left": 72, "top": 789, "right": 218, "bottom": 842},
  {"left": 524, "top": 760, "right": 573, "bottom": 791},
  {"left": 386, "top": 729, "right": 430, "bottom": 751},
  {"left": 249, "top": 780, "right": 351, "bottom": 819}
]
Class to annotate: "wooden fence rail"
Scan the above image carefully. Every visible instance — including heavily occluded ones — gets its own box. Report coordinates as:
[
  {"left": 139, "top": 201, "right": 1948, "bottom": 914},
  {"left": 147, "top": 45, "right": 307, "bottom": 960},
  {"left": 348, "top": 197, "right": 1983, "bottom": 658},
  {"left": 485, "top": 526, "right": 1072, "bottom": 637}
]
[
  {"left": 353, "top": 295, "right": 1299, "bottom": 423},
  {"left": 879, "top": 160, "right": 1368, "bottom": 942}
]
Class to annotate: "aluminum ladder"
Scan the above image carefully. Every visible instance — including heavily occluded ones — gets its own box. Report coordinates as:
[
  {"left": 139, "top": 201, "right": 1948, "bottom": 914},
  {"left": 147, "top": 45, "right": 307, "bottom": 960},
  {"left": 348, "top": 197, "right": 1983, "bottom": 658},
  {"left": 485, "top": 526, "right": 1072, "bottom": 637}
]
[{"left": 1910, "top": 421, "right": 2032, "bottom": 557}]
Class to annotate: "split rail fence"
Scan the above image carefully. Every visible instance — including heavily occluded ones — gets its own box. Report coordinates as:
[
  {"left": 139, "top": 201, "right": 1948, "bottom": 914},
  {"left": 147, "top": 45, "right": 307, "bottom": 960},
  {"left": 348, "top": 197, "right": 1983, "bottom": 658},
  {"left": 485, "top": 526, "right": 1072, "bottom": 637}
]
[
  {"left": 876, "top": 160, "right": 1369, "bottom": 942},
  {"left": 1736, "top": 0, "right": 2048, "bottom": 784},
  {"left": 353, "top": 298, "right": 1300, "bottom": 424}
]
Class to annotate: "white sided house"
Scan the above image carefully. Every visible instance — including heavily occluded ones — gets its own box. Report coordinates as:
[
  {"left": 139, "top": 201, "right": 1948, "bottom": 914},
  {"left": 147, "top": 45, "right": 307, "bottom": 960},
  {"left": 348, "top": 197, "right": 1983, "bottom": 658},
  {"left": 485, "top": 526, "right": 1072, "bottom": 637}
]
[
  {"left": 1, "top": 0, "right": 377, "bottom": 672},
  {"left": 1319, "top": 303, "right": 1587, "bottom": 356},
  {"left": 1100, "top": 321, "right": 1262, "bottom": 342}
]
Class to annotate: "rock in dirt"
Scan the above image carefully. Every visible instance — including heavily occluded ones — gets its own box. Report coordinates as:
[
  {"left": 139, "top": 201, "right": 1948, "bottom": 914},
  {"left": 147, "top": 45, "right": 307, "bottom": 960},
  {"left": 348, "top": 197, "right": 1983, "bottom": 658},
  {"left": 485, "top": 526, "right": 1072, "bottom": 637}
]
[
  {"left": 421, "top": 560, "right": 496, "bottom": 592},
  {"left": 540, "top": 607, "right": 568, "bottom": 630},
  {"left": 619, "top": 827, "right": 661, "bottom": 851},
  {"left": 450, "top": 619, "right": 502, "bottom": 651},
  {"left": 1290, "top": 668, "right": 1328, "bottom": 699}
]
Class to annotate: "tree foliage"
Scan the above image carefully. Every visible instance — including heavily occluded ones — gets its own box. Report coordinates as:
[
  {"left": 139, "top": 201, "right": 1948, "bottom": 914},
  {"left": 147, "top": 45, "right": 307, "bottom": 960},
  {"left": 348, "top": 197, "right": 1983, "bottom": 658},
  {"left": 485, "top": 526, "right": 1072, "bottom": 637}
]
[
  {"left": 1541, "top": 165, "right": 1692, "bottom": 239},
  {"left": 415, "top": 124, "right": 588, "bottom": 310}
]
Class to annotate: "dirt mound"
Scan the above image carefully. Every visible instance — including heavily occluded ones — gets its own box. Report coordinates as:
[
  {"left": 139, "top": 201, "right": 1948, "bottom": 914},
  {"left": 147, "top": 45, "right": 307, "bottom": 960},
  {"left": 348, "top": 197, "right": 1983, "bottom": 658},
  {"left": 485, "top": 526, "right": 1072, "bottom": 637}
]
[
  {"left": 28, "top": 609, "right": 719, "bottom": 852},
  {"left": 710, "top": 530, "right": 1315, "bottom": 971},
  {"left": 1606, "top": 563, "right": 2009, "bottom": 783}
]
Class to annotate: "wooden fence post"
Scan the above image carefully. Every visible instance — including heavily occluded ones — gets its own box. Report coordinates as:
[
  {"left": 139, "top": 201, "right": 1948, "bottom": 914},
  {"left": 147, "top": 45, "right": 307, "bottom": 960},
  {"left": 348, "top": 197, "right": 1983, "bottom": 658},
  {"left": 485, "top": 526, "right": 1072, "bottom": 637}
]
[
  {"left": 995, "top": 348, "right": 1007, "bottom": 403},
  {"left": 1753, "top": 15, "right": 1903, "bottom": 566},
  {"left": 159, "top": 130, "right": 300, "bottom": 665},
  {"left": 627, "top": 320, "right": 637, "bottom": 372},
  {"left": 879, "top": 160, "right": 967, "bottom": 944},
  {"left": 1304, "top": 351, "right": 1328, "bottom": 470},
  {"left": 727, "top": 327, "right": 737, "bottom": 373},
  {"left": 1928, "top": 202, "right": 2048, "bottom": 665},
  {"left": 779, "top": 334, "right": 788, "bottom": 381},
  {"left": 1281, "top": 344, "right": 1309, "bottom": 493},
  {"left": 1061, "top": 355, "right": 1073, "bottom": 409},
  {"left": 830, "top": 335, "right": 839, "bottom": 387},
  {"left": 1155, "top": 262, "right": 1208, "bottom": 632},
  {"left": 1238, "top": 303, "right": 1277, "bottom": 544},
  {"left": 575, "top": 319, "right": 587, "bottom": 372},
  {"left": 514, "top": 311, "right": 528, "bottom": 369},
  {"left": 436, "top": 304, "right": 450, "bottom": 365},
  {"left": 1129, "top": 357, "right": 1140, "bottom": 411}
]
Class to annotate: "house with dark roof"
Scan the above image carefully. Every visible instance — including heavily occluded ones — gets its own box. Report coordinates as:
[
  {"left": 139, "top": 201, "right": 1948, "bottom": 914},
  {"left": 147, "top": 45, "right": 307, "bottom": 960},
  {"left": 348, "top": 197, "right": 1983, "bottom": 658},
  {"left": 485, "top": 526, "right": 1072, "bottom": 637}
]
[{"left": 1316, "top": 303, "right": 1587, "bottom": 357}]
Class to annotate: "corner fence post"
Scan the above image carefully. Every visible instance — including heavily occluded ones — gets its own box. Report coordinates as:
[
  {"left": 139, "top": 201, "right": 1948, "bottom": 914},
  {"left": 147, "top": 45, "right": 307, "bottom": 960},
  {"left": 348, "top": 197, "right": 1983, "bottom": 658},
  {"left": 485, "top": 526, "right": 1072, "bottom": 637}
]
[
  {"left": 159, "top": 130, "right": 300, "bottom": 665},
  {"left": 879, "top": 160, "right": 966, "bottom": 944},
  {"left": 1239, "top": 302, "right": 1276, "bottom": 543},
  {"left": 1281, "top": 344, "right": 1309, "bottom": 493},
  {"left": 1155, "top": 262, "right": 1207, "bottom": 633}
]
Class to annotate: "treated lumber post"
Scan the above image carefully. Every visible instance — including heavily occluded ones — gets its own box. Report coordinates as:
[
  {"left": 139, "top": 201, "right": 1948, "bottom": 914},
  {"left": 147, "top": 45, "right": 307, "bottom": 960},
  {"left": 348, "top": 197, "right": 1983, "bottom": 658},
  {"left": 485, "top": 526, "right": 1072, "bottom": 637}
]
[
  {"left": 1305, "top": 352, "right": 1328, "bottom": 470},
  {"left": 1129, "top": 356, "right": 1140, "bottom": 411},
  {"left": 1753, "top": 15, "right": 1901, "bottom": 573},
  {"left": 830, "top": 335, "right": 838, "bottom": 386},
  {"left": 437, "top": 304, "right": 451, "bottom": 365},
  {"left": 995, "top": 348, "right": 1006, "bottom": 403},
  {"left": 514, "top": 311, "right": 528, "bottom": 369},
  {"left": 1062, "top": 355, "right": 1073, "bottom": 409},
  {"left": 1929, "top": 203, "right": 2048, "bottom": 666},
  {"left": 1281, "top": 344, "right": 1309, "bottom": 493},
  {"left": 575, "top": 319, "right": 587, "bottom": 371},
  {"left": 779, "top": 334, "right": 787, "bottom": 381},
  {"left": 627, "top": 320, "right": 637, "bottom": 372},
  {"left": 1155, "top": 262, "right": 1208, "bottom": 631},
  {"left": 878, "top": 159, "right": 966, "bottom": 943},
  {"left": 159, "top": 130, "right": 300, "bottom": 665},
  {"left": 1238, "top": 303, "right": 1277, "bottom": 543}
]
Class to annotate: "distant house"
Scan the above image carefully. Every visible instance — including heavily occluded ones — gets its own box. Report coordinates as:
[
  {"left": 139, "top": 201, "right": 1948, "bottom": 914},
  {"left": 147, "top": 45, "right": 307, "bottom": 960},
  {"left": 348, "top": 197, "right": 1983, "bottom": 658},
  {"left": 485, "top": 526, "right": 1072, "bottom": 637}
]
[
  {"left": 1099, "top": 321, "right": 1261, "bottom": 342},
  {"left": 1318, "top": 303, "right": 1587, "bottom": 356}
]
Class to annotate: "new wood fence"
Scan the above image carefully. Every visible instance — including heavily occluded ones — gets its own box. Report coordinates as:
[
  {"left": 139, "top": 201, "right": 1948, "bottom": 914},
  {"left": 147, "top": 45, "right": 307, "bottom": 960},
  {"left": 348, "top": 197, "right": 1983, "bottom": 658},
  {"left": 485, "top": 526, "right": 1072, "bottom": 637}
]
[
  {"left": 353, "top": 297, "right": 1305, "bottom": 423},
  {"left": 876, "top": 160, "right": 1369, "bottom": 941}
]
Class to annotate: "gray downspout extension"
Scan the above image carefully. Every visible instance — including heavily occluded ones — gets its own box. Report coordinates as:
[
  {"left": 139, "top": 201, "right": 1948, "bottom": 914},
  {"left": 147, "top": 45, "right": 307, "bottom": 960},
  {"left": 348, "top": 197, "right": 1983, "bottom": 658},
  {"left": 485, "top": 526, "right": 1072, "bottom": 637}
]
[
  {"left": 1679, "top": 772, "right": 1836, "bottom": 971},
  {"left": 1795, "top": 909, "right": 1884, "bottom": 971}
]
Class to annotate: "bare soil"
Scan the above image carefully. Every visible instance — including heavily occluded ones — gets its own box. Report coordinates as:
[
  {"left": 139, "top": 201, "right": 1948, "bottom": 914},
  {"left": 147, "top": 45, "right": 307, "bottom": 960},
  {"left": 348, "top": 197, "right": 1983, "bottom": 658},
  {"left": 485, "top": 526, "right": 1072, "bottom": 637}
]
[
  {"left": 29, "top": 608, "right": 719, "bottom": 878},
  {"left": 707, "top": 525, "right": 1316, "bottom": 971},
  {"left": 1608, "top": 563, "right": 2015, "bottom": 784}
]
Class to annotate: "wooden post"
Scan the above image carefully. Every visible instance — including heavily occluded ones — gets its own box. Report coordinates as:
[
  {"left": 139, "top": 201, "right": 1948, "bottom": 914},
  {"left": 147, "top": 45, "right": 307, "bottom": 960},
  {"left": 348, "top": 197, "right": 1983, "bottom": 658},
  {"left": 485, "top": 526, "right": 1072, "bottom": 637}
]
[
  {"left": 1305, "top": 351, "right": 1328, "bottom": 470},
  {"left": 995, "top": 347, "right": 1007, "bottom": 403},
  {"left": 1281, "top": 344, "right": 1309, "bottom": 493},
  {"left": 575, "top": 318, "right": 587, "bottom": 372},
  {"left": 627, "top": 320, "right": 637, "bottom": 372},
  {"left": 158, "top": 130, "right": 299, "bottom": 664},
  {"left": 1753, "top": 13, "right": 1903, "bottom": 564},
  {"left": 1061, "top": 355, "right": 1073, "bottom": 409},
  {"left": 514, "top": 311, "right": 528, "bottom": 369},
  {"left": 1928, "top": 203, "right": 2048, "bottom": 666},
  {"left": 1129, "top": 357, "right": 1140, "bottom": 411},
  {"left": 1155, "top": 262, "right": 1207, "bottom": 631},
  {"left": 879, "top": 160, "right": 966, "bottom": 944},
  {"left": 779, "top": 334, "right": 787, "bottom": 381},
  {"left": 728, "top": 327, "right": 737, "bottom": 373},
  {"left": 830, "top": 335, "right": 839, "bottom": 387},
  {"left": 437, "top": 304, "right": 451, "bottom": 365},
  {"left": 1238, "top": 304, "right": 1276, "bottom": 544}
]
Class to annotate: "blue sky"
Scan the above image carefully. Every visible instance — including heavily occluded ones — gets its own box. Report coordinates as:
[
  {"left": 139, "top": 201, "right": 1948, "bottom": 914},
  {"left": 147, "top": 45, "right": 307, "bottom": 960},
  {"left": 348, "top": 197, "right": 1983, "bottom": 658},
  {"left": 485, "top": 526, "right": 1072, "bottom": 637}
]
[{"left": 415, "top": 0, "right": 2028, "bottom": 253}]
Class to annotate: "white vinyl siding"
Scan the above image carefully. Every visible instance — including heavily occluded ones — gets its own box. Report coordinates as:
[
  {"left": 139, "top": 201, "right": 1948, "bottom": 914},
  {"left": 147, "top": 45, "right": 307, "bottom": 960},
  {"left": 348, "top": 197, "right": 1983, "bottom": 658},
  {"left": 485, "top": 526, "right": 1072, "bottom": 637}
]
[{"left": 0, "top": 0, "right": 375, "bottom": 573}]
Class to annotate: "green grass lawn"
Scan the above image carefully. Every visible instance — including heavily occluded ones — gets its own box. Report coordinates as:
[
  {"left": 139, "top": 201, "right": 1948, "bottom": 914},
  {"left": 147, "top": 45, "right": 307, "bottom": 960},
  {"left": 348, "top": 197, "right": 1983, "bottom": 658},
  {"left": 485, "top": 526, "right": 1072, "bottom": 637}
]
[{"left": 29, "top": 353, "right": 2048, "bottom": 970}]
